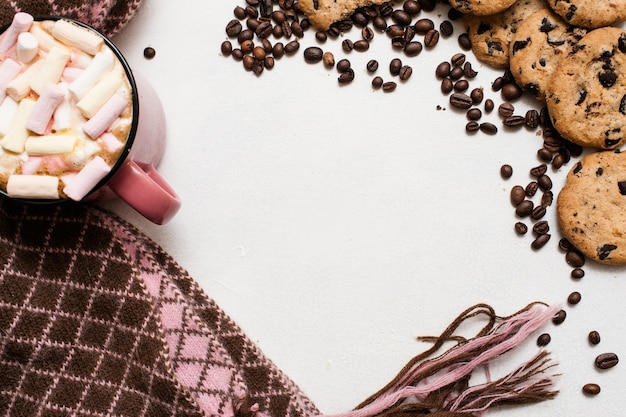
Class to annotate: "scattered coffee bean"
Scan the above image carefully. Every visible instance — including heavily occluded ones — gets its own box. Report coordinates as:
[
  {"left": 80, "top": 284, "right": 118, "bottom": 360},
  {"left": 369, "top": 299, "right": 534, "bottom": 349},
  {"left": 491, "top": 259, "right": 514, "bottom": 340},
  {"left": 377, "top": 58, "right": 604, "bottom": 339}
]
[
  {"left": 465, "top": 121, "right": 480, "bottom": 132},
  {"left": 470, "top": 87, "right": 483, "bottom": 104},
  {"left": 391, "top": 10, "right": 412, "bottom": 26},
  {"left": 143, "top": 46, "right": 156, "bottom": 59},
  {"left": 414, "top": 18, "right": 434, "bottom": 34},
  {"left": 441, "top": 78, "right": 453, "bottom": 94},
  {"left": 341, "top": 39, "right": 354, "bottom": 52},
  {"left": 272, "top": 42, "right": 284, "bottom": 59},
  {"left": 362, "top": 26, "right": 375, "bottom": 41},
  {"left": 315, "top": 31, "right": 327, "bottom": 42},
  {"left": 516, "top": 200, "right": 534, "bottom": 217},
  {"left": 366, "top": 59, "right": 379, "bottom": 72},
  {"left": 531, "top": 205, "right": 547, "bottom": 220},
  {"left": 567, "top": 291, "right": 581, "bottom": 305},
  {"left": 264, "top": 56, "right": 275, "bottom": 69},
  {"left": 404, "top": 41, "right": 423, "bottom": 56},
  {"left": 424, "top": 29, "right": 439, "bottom": 47},
  {"left": 453, "top": 79, "right": 469, "bottom": 92},
  {"left": 450, "top": 53, "right": 466, "bottom": 67},
  {"left": 440, "top": 20, "right": 454, "bottom": 36},
  {"left": 525, "top": 181, "right": 539, "bottom": 197},
  {"left": 399, "top": 65, "right": 413, "bottom": 80},
  {"left": 458, "top": 32, "right": 471, "bottom": 50},
  {"left": 571, "top": 268, "right": 585, "bottom": 279},
  {"left": 510, "top": 185, "right": 526, "bottom": 206},
  {"left": 337, "top": 58, "right": 351, "bottom": 72},
  {"left": 449, "top": 92, "right": 473, "bottom": 109},
  {"left": 466, "top": 108, "right": 482, "bottom": 121},
  {"left": 323, "top": 51, "right": 335, "bottom": 67},
  {"left": 501, "top": 82, "right": 522, "bottom": 100},
  {"left": 515, "top": 222, "right": 528, "bottom": 235},
  {"left": 589, "top": 330, "right": 601, "bottom": 345},
  {"left": 404, "top": 0, "right": 421, "bottom": 15},
  {"left": 531, "top": 233, "right": 551, "bottom": 250},
  {"left": 526, "top": 109, "right": 540, "bottom": 128},
  {"left": 492, "top": 76, "right": 504, "bottom": 91},
  {"left": 537, "top": 333, "right": 551, "bottom": 346},
  {"left": 566, "top": 250, "right": 585, "bottom": 267},
  {"left": 372, "top": 76, "right": 384, "bottom": 89},
  {"left": 484, "top": 98, "right": 494, "bottom": 112},
  {"left": 552, "top": 309, "right": 566, "bottom": 325},
  {"left": 284, "top": 39, "right": 300, "bottom": 54},
  {"left": 436, "top": 61, "right": 451, "bottom": 78},
  {"left": 382, "top": 81, "right": 397, "bottom": 92},
  {"left": 389, "top": 58, "right": 402, "bottom": 75},
  {"left": 500, "top": 164, "right": 513, "bottom": 178},
  {"left": 226, "top": 19, "right": 243, "bottom": 37},
  {"left": 253, "top": 45, "right": 266, "bottom": 60},
  {"left": 537, "top": 147, "right": 553, "bottom": 162},
  {"left": 595, "top": 352, "right": 619, "bottom": 369},
  {"left": 530, "top": 163, "right": 548, "bottom": 177},
  {"left": 221, "top": 41, "right": 232, "bottom": 56},
  {"left": 353, "top": 39, "right": 370, "bottom": 52},
  {"left": 303, "top": 46, "right": 323, "bottom": 63},
  {"left": 338, "top": 68, "right": 355, "bottom": 83},
  {"left": 541, "top": 190, "right": 553, "bottom": 206},
  {"left": 503, "top": 115, "right": 526, "bottom": 128},
  {"left": 449, "top": 66, "right": 464, "bottom": 80},
  {"left": 533, "top": 221, "right": 549, "bottom": 235},
  {"left": 498, "top": 102, "right": 515, "bottom": 117},
  {"left": 479, "top": 122, "right": 498, "bottom": 135},
  {"left": 582, "top": 383, "right": 601, "bottom": 396},
  {"left": 463, "top": 61, "right": 478, "bottom": 78},
  {"left": 537, "top": 175, "right": 552, "bottom": 191},
  {"left": 231, "top": 48, "right": 244, "bottom": 61}
]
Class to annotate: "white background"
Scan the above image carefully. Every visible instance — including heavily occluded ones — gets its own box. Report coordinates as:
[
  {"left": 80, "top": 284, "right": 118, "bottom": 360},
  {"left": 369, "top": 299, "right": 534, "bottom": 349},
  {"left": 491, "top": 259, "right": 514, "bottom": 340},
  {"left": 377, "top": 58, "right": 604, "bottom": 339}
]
[{"left": 103, "top": 1, "right": 626, "bottom": 415}]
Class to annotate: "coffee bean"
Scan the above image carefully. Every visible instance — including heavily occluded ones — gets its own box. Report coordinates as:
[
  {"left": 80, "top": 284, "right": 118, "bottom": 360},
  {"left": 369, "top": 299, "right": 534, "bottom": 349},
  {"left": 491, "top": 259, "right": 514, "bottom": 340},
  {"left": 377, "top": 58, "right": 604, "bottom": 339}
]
[
  {"left": 255, "top": 21, "right": 273, "bottom": 38},
  {"left": 399, "top": 65, "right": 413, "bottom": 80},
  {"left": 382, "top": 81, "right": 397, "bottom": 92},
  {"left": 453, "top": 79, "right": 469, "bottom": 92},
  {"left": 525, "top": 181, "right": 539, "bottom": 197},
  {"left": 372, "top": 76, "right": 384, "bottom": 89},
  {"left": 530, "top": 163, "right": 548, "bottom": 177},
  {"left": 404, "top": 0, "right": 421, "bottom": 14},
  {"left": 315, "top": 31, "right": 328, "bottom": 42},
  {"left": 502, "top": 82, "right": 523, "bottom": 100},
  {"left": 389, "top": 58, "right": 402, "bottom": 75},
  {"left": 441, "top": 78, "right": 453, "bottom": 94},
  {"left": 552, "top": 154, "right": 566, "bottom": 169},
  {"left": 373, "top": 16, "right": 387, "bottom": 31},
  {"left": 583, "top": 383, "right": 601, "bottom": 396},
  {"left": 231, "top": 48, "right": 244, "bottom": 61},
  {"left": 387, "top": 24, "right": 405, "bottom": 38},
  {"left": 352, "top": 11, "right": 369, "bottom": 27},
  {"left": 552, "top": 309, "right": 566, "bottom": 325},
  {"left": 242, "top": 55, "right": 255, "bottom": 71},
  {"left": 436, "top": 61, "right": 451, "bottom": 78},
  {"left": 542, "top": 190, "right": 554, "bottom": 206},
  {"left": 338, "top": 68, "right": 355, "bottom": 83},
  {"left": 458, "top": 32, "right": 471, "bottom": 50},
  {"left": 537, "top": 147, "right": 553, "bottom": 162},
  {"left": 531, "top": 233, "right": 551, "bottom": 249},
  {"left": 567, "top": 291, "right": 581, "bottom": 305},
  {"left": 498, "top": 102, "right": 515, "bottom": 117},
  {"left": 226, "top": 19, "right": 243, "bottom": 37},
  {"left": 531, "top": 204, "right": 547, "bottom": 220},
  {"left": 595, "top": 352, "right": 619, "bottom": 369},
  {"left": 424, "top": 29, "right": 439, "bottom": 47},
  {"left": 366, "top": 59, "right": 379, "bottom": 72},
  {"left": 403, "top": 26, "right": 416, "bottom": 43},
  {"left": 559, "top": 237, "right": 574, "bottom": 251},
  {"left": 391, "top": 10, "right": 412, "bottom": 26},
  {"left": 479, "top": 122, "right": 497, "bottom": 135},
  {"left": 264, "top": 56, "right": 275, "bottom": 69},
  {"left": 221, "top": 41, "right": 232, "bottom": 56},
  {"left": 143, "top": 46, "right": 156, "bottom": 59},
  {"left": 404, "top": 41, "right": 423, "bottom": 56},
  {"left": 492, "top": 76, "right": 504, "bottom": 91},
  {"left": 303, "top": 46, "right": 323, "bottom": 63},
  {"left": 253, "top": 45, "right": 266, "bottom": 60},
  {"left": 503, "top": 115, "right": 526, "bottom": 127},
  {"left": 440, "top": 20, "right": 454, "bottom": 36},
  {"left": 449, "top": 66, "right": 463, "bottom": 80},
  {"left": 419, "top": 0, "right": 437, "bottom": 11},
  {"left": 515, "top": 222, "right": 528, "bottom": 235},
  {"left": 526, "top": 109, "right": 540, "bottom": 128},
  {"left": 510, "top": 185, "right": 526, "bottom": 206},
  {"left": 414, "top": 18, "right": 434, "bottom": 34},
  {"left": 589, "top": 330, "right": 601, "bottom": 345},
  {"left": 234, "top": 6, "right": 247, "bottom": 19},
  {"left": 272, "top": 42, "right": 284, "bottom": 59},
  {"left": 571, "top": 268, "right": 585, "bottom": 279},
  {"left": 353, "top": 39, "right": 369, "bottom": 52},
  {"left": 538, "top": 175, "right": 552, "bottom": 191},
  {"left": 362, "top": 26, "right": 375, "bottom": 41},
  {"left": 466, "top": 108, "right": 482, "bottom": 120},
  {"left": 450, "top": 92, "right": 473, "bottom": 109},
  {"left": 566, "top": 249, "right": 585, "bottom": 267},
  {"left": 533, "top": 221, "right": 549, "bottom": 235},
  {"left": 470, "top": 88, "right": 483, "bottom": 104},
  {"left": 245, "top": 5, "right": 258, "bottom": 18},
  {"left": 341, "top": 39, "right": 354, "bottom": 52},
  {"left": 450, "top": 53, "right": 465, "bottom": 67},
  {"left": 463, "top": 61, "right": 478, "bottom": 78},
  {"left": 336, "top": 58, "right": 351, "bottom": 72},
  {"left": 323, "top": 51, "right": 335, "bottom": 67},
  {"left": 240, "top": 39, "right": 254, "bottom": 53},
  {"left": 284, "top": 40, "right": 300, "bottom": 54},
  {"left": 448, "top": 7, "right": 463, "bottom": 20},
  {"left": 465, "top": 121, "right": 480, "bottom": 132},
  {"left": 484, "top": 99, "right": 494, "bottom": 112},
  {"left": 537, "top": 333, "right": 551, "bottom": 346},
  {"left": 272, "top": 10, "right": 286, "bottom": 23},
  {"left": 500, "top": 164, "right": 513, "bottom": 178}
]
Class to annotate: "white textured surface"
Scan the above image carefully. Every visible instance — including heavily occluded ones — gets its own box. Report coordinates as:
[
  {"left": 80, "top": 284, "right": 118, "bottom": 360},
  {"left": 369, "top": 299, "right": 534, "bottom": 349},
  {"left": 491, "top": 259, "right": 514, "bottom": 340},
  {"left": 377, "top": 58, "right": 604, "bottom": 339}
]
[{"left": 103, "top": 1, "right": 626, "bottom": 415}]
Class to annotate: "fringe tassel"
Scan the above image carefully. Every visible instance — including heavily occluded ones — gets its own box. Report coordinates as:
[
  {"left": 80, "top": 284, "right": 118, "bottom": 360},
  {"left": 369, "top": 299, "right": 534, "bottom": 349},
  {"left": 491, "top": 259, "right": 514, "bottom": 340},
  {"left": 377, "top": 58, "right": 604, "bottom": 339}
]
[{"left": 329, "top": 303, "right": 560, "bottom": 417}]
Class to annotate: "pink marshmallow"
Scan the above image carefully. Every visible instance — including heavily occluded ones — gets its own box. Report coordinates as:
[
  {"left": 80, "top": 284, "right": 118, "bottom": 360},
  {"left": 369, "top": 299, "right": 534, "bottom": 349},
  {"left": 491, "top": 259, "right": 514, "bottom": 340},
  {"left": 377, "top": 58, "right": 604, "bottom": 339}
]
[
  {"left": 25, "top": 83, "right": 66, "bottom": 135},
  {"left": 82, "top": 93, "right": 128, "bottom": 139},
  {"left": 63, "top": 156, "right": 111, "bottom": 201},
  {"left": 101, "top": 132, "right": 124, "bottom": 152},
  {"left": 0, "top": 12, "right": 34, "bottom": 53},
  {"left": 20, "top": 156, "right": 43, "bottom": 175},
  {"left": 46, "top": 155, "right": 70, "bottom": 174},
  {"left": 0, "top": 59, "right": 22, "bottom": 102},
  {"left": 61, "top": 66, "right": 84, "bottom": 83}
]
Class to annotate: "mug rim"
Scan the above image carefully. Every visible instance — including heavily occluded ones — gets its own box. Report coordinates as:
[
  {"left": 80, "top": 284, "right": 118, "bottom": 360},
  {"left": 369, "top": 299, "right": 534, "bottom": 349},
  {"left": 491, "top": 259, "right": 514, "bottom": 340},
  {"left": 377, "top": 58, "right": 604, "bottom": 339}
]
[{"left": 0, "top": 14, "right": 140, "bottom": 205}]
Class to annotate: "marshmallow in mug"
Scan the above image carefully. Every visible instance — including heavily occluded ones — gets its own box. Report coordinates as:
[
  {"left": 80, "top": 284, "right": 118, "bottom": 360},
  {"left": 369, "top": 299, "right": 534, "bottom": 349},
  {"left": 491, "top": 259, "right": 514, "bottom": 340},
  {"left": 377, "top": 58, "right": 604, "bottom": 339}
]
[{"left": 0, "top": 13, "right": 134, "bottom": 200}]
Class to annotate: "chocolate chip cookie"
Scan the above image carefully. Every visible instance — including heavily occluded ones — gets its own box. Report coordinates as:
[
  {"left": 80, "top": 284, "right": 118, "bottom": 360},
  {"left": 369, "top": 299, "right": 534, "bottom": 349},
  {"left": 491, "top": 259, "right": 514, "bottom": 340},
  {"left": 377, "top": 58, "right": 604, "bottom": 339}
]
[
  {"left": 557, "top": 150, "right": 626, "bottom": 265},
  {"left": 465, "top": 0, "right": 548, "bottom": 69},
  {"left": 509, "top": 8, "right": 587, "bottom": 101},
  {"left": 547, "top": 0, "right": 626, "bottom": 29},
  {"left": 299, "top": 0, "right": 388, "bottom": 30},
  {"left": 450, "top": 0, "right": 517, "bottom": 16},
  {"left": 545, "top": 27, "right": 626, "bottom": 149}
]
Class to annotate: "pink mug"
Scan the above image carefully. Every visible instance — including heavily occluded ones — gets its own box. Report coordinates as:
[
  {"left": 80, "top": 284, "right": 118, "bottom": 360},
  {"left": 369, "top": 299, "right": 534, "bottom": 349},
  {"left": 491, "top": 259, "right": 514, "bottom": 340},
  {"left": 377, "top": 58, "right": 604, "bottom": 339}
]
[{"left": 0, "top": 15, "right": 181, "bottom": 224}]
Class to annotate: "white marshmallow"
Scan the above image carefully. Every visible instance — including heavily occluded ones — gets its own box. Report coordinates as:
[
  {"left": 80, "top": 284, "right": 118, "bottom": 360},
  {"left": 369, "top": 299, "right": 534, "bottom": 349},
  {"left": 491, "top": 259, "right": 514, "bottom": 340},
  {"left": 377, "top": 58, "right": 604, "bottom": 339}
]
[
  {"left": 16, "top": 32, "right": 38, "bottom": 64},
  {"left": 25, "top": 83, "right": 66, "bottom": 135},
  {"left": 76, "top": 70, "right": 122, "bottom": 118},
  {"left": 7, "top": 174, "right": 59, "bottom": 199},
  {"left": 0, "top": 96, "right": 19, "bottom": 136},
  {"left": 28, "top": 24, "right": 69, "bottom": 53},
  {"left": 82, "top": 94, "right": 128, "bottom": 139},
  {"left": 6, "top": 59, "right": 43, "bottom": 101},
  {"left": 52, "top": 19, "right": 103, "bottom": 56},
  {"left": 2, "top": 98, "right": 36, "bottom": 153},
  {"left": 0, "top": 59, "right": 22, "bottom": 102},
  {"left": 63, "top": 156, "right": 110, "bottom": 201},
  {"left": 30, "top": 46, "right": 71, "bottom": 96},
  {"left": 0, "top": 12, "right": 34, "bottom": 53},
  {"left": 68, "top": 52, "right": 114, "bottom": 99},
  {"left": 52, "top": 85, "right": 72, "bottom": 132},
  {"left": 25, "top": 135, "right": 77, "bottom": 155}
]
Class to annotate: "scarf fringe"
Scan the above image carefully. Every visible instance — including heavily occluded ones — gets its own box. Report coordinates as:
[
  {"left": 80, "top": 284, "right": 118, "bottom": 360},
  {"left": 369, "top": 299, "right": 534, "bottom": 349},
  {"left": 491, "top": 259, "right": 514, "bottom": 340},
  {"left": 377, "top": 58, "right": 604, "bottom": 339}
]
[{"left": 327, "top": 303, "right": 560, "bottom": 417}]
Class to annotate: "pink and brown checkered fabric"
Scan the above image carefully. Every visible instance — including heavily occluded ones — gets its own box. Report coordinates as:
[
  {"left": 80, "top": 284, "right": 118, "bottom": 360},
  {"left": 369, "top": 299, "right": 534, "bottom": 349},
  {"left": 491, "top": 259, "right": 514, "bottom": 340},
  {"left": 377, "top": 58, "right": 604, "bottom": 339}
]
[
  {"left": 0, "top": 200, "right": 319, "bottom": 417},
  {"left": 0, "top": 0, "right": 142, "bottom": 36}
]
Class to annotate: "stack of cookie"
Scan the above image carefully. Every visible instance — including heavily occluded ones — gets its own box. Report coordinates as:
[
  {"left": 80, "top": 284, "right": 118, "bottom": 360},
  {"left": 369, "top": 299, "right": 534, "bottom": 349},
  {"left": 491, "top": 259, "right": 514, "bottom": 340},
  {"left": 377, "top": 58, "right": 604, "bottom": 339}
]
[{"left": 470, "top": 2, "right": 626, "bottom": 265}]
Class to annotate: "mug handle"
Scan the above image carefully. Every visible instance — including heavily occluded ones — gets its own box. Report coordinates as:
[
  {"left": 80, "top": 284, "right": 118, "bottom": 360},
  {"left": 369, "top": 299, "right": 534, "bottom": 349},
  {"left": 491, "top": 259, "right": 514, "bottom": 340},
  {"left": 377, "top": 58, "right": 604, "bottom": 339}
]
[{"left": 107, "top": 160, "right": 181, "bottom": 224}]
